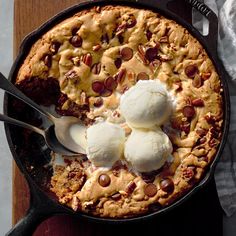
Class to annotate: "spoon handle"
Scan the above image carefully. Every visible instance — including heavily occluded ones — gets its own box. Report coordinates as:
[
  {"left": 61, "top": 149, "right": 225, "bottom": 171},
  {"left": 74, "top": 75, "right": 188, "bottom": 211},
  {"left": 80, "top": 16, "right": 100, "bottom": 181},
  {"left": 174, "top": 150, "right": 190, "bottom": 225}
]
[
  {"left": 0, "top": 72, "right": 55, "bottom": 121},
  {"left": 0, "top": 113, "right": 45, "bottom": 136}
]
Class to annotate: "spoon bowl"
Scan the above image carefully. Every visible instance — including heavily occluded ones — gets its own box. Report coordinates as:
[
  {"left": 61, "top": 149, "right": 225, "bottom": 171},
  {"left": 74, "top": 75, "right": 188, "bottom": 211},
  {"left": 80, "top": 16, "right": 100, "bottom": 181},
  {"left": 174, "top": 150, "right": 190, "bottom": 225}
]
[
  {"left": 44, "top": 125, "right": 79, "bottom": 156},
  {"left": 53, "top": 116, "right": 87, "bottom": 153},
  {"left": 0, "top": 72, "right": 86, "bottom": 155}
]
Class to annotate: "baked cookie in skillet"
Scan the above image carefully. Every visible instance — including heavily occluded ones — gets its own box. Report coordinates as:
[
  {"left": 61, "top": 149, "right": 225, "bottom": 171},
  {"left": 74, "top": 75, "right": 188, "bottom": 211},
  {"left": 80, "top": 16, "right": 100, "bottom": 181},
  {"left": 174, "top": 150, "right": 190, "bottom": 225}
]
[{"left": 16, "top": 6, "right": 223, "bottom": 218}]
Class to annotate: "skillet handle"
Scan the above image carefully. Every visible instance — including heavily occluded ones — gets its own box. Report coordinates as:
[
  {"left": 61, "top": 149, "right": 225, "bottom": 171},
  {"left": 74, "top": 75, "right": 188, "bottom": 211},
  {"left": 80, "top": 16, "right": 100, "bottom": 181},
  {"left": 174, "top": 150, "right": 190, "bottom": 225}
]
[
  {"left": 184, "top": 0, "right": 218, "bottom": 53},
  {"left": 5, "top": 207, "right": 49, "bottom": 236},
  {"left": 5, "top": 180, "right": 64, "bottom": 236}
]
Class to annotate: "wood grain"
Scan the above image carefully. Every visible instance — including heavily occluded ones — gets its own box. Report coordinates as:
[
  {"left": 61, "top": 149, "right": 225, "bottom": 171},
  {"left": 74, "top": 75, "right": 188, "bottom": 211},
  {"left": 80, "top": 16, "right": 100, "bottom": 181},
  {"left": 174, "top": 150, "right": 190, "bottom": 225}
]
[
  {"left": 13, "top": 0, "right": 83, "bottom": 226},
  {"left": 13, "top": 1, "right": 223, "bottom": 236}
]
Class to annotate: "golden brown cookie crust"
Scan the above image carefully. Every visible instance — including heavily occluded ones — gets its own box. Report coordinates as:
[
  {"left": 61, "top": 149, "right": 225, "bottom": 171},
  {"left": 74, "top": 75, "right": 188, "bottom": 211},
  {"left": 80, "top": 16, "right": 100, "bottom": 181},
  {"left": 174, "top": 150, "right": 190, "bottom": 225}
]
[{"left": 16, "top": 5, "right": 223, "bottom": 218}]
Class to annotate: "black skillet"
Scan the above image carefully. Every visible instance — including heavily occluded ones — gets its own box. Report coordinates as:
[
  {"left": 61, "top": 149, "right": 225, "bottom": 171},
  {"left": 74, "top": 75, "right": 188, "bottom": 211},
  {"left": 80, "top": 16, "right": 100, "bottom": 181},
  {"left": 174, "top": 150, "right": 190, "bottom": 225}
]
[{"left": 3, "top": 0, "right": 230, "bottom": 235}]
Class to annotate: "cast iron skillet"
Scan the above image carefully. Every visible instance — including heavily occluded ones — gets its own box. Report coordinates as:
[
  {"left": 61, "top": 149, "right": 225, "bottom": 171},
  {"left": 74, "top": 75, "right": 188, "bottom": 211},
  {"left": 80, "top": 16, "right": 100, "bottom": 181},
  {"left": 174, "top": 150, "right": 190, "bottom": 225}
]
[{"left": 4, "top": 0, "right": 230, "bottom": 235}]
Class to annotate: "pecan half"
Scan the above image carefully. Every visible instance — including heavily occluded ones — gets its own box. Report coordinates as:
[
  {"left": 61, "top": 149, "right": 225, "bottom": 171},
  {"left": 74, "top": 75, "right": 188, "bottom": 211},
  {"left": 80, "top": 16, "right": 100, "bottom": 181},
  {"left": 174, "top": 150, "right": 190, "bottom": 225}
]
[
  {"left": 125, "top": 181, "right": 136, "bottom": 195},
  {"left": 81, "top": 53, "right": 92, "bottom": 67}
]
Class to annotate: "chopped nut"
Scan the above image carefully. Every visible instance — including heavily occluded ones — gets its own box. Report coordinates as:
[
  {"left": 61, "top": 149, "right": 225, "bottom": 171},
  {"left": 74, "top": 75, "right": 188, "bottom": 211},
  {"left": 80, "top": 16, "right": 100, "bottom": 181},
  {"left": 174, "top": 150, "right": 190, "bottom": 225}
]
[
  {"left": 182, "top": 167, "right": 195, "bottom": 181},
  {"left": 65, "top": 70, "right": 79, "bottom": 80},
  {"left": 43, "top": 54, "right": 52, "bottom": 68},
  {"left": 159, "top": 54, "right": 173, "bottom": 62},
  {"left": 126, "top": 14, "right": 137, "bottom": 28},
  {"left": 114, "top": 68, "right": 126, "bottom": 84},
  {"left": 125, "top": 181, "right": 136, "bottom": 194},
  {"left": 92, "top": 44, "right": 102, "bottom": 51},
  {"left": 159, "top": 36, "right": 168, "bottom": 43},
  {"left": 201, "top": 72, "right": 211, "bottom": 80},
  {"left": 71, "top": 196, "right": 79, "bottom": 211},
  {"left": 91, "top": 62, "right": 101, "bottom": 74},
  {"left": 116, "top": 23, "right": 127, "bottom": 36},
  {"left": 72, "top": 56, "right": 80, "bottom": 66},
  {"left": 80, "top": 92, "right": 88, "bottom": 105},
  {"left": 192, "top": 74, "right": 202, "bottom": 88},
  {"left": 192, "top": 98, "right": 204, "bottom": 107},
  {"left": 81, "top": 53, "right": 92, "bottom": 67}
]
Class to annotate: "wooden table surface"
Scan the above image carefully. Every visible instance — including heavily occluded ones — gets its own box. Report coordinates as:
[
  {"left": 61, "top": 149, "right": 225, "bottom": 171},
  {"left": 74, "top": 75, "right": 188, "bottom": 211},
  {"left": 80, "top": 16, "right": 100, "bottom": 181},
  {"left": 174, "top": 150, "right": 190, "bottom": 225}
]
[{"left": 13, "top": 1, "right": 223, "bottom": 235}]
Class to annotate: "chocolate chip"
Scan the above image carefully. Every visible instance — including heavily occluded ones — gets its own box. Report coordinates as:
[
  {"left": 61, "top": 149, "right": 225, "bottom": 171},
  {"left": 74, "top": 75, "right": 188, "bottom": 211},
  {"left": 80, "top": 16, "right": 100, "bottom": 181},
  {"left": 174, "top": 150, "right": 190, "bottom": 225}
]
[
  {"left": 98, "top": 174, "right": 111, "bottom": 187},
  {"left": 101, "top": 88, "right": 113, "bottom": 97},
  {"left": 145, "top": 47, "right": 158, "bottom": 62},
  {"left": 114, "top": 58, "right": 122, "bottom": 69},
  {"left": 72, "top": 27, "right": 80, "bottom": 35},
  {"left": 120, "top": 47, "right": 133, "bottom": 61},
  {"left": 50, "top": 42, "right": 61, "bottom": 54},
  {"left": 43, "top": 54, "right": 52, "bottom": 68},
  {"left": 111, "top": 193, "right": 121, "bottom": 201},
  {"left": 114, "top": 68, "right": 126, "bottom": 84},
  {"left": 125, "top": 181, "right": 136, "bottom": 194},
  {"left": 93, "top": 97, "right": 103, "bottom": 107},
  {"left": 141, "top": 173, "right": 155, "bottom": 183},
  {"left": 183, "top": 105, "right": 195, "bottom": 118},
  {"left": 104, "top": 76, "right": 118, "bottom": 91},
  {"left": 185, "top": 64, "right": 198, "bottom": 78},
  {"left": 91, "top": 62, "right": 101, "bottom": 74},
  {"left": 160, "top": 178, "right": 174, "bottom": 193},
  {"left": 101, "top": 33, "right": 109, "bottom": 44},
  {"left": 192, "top": 98, "right": 204, "bottom": 107},
  {"left": 126, "top": 15, "right": 137, "bottom": 28},
  {"left": 144, "top": 183, "right": 157, "bottom": 197},
  {"left": 137, "top": 72, "right": 149, "bottom": 81},
  {"left": 70, "top": 35, "right": 83, "bottom": 47},
  {"left": 146, "top": 29, "right": 152, "bottom": 40},
  {"left": 192, "top": 74, "right": 202, "bottom": 88},
  {"left": 92, "top": 81, "right": 105, "bottom": 94},
  {"left": 118, "top": 35, "right": 124, "bottom": 44}
]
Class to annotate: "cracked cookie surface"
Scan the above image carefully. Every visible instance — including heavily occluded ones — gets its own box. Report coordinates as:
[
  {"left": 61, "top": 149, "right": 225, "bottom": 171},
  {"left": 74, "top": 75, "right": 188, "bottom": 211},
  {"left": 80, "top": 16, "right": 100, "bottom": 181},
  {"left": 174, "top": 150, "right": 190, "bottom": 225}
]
[{"left": 16, "top": 5, "right": 223, "bottom": 218}]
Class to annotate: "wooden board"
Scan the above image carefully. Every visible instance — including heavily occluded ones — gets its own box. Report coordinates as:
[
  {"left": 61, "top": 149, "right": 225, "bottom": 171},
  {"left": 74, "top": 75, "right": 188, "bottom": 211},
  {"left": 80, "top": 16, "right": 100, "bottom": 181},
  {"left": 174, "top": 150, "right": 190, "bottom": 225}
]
[{"left": 13, "top": 1, "right": 223, "bottom": 235}]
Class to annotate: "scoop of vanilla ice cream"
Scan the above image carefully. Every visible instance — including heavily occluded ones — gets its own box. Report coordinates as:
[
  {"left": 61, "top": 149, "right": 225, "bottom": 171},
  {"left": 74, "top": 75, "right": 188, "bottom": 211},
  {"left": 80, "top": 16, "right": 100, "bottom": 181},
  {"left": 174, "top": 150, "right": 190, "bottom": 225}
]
[
  {"left": 124, "top": 128, "right": 173, "bottom": 172},
  {"left": 86, "top": 122, "right": 125, "bottom": 167},
  {"left": 120, "top": 80, "right": 171, "bottom": 128}
]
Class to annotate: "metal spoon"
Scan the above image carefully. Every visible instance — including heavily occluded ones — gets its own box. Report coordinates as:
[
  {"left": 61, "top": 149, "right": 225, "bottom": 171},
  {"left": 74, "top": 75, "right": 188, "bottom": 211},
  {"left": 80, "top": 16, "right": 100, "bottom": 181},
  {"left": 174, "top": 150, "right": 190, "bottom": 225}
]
[{"left": 0, "top": 72, "right": 86, "bottom": 155}]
